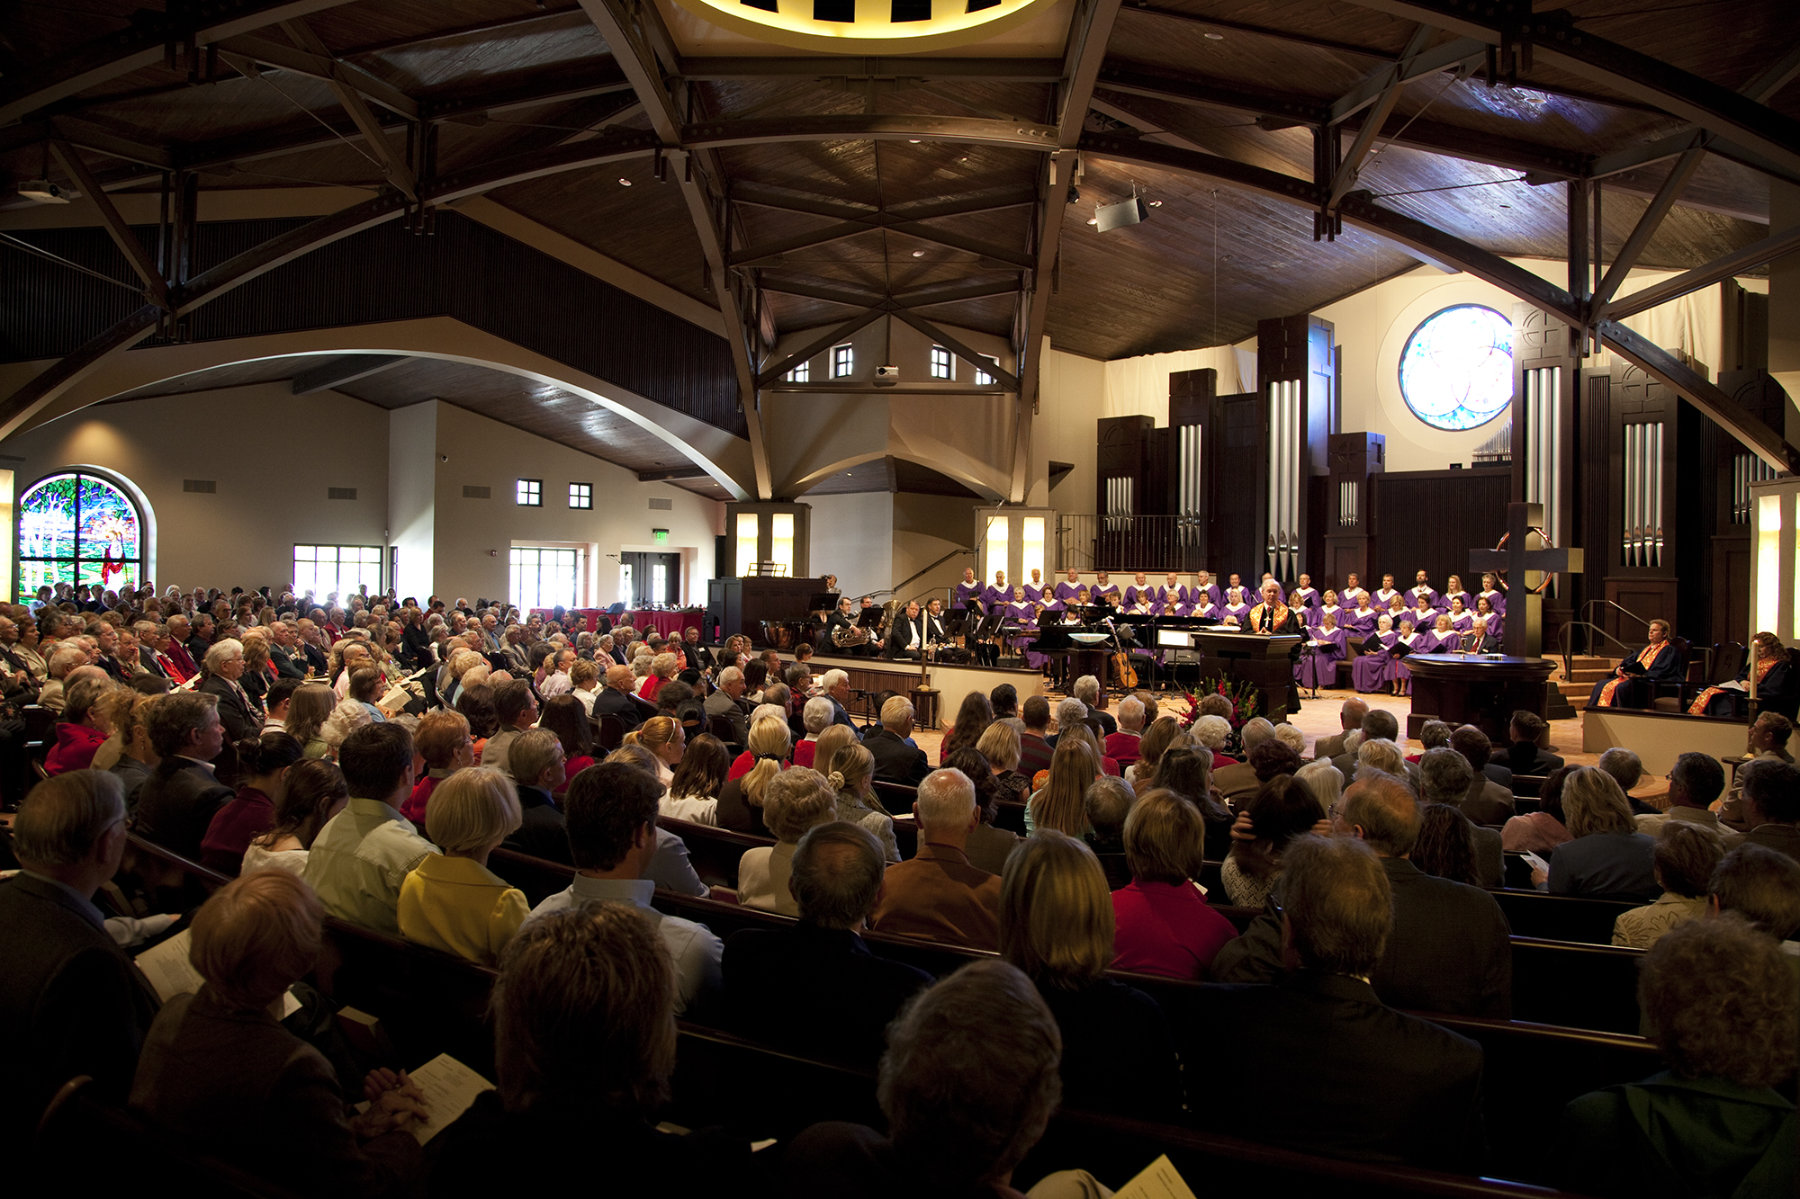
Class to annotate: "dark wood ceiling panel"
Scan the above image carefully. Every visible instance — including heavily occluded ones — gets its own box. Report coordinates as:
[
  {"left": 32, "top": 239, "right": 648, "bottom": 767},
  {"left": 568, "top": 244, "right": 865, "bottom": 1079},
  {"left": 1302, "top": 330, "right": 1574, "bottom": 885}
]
[
  {"left": 357, "top": 20, "right": 609, "bottom": 92},
  {"left": 714, "top": 139, "right": 884, "bottom": 207},
  {"left": 104, "top": 358, "right": 305, "bottom": 401}
]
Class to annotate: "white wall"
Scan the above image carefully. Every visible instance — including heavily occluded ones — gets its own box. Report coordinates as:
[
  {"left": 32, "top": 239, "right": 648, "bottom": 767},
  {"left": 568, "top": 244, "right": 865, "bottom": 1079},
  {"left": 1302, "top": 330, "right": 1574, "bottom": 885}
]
[
  {"left": 2, "top": 383, "right": 390, "bottom": 593},
  {"left": 806, "top": 491, "right": 895, "bottom": 600},
  {"left": 1031, "top": 341, "right": 1107, "bottom": 515},
  {"left": 429, "top": 402, "right": 722, "bottom": 605},
  {"left": 0, "top": 385, "right": 725, "bottom": 605}
]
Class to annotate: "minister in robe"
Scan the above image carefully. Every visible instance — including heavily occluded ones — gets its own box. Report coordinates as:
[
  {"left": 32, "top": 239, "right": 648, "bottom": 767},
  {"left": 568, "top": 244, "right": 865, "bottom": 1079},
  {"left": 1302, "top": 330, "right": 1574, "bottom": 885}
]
[
  {"left": 1247, "top": 582, "right": 1301, "bottom": 637},
  {"left": 1689, "top": 631, "right": 1794, "bottom": 719},
  {"left": 1589, "top": 619, "right": 1683, "bottom": 709}
]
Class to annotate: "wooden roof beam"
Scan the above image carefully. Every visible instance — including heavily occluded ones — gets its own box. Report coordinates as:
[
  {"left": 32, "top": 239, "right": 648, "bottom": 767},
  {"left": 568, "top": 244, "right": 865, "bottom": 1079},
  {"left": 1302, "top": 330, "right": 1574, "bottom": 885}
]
[
  {"left": 47, "top": 140, "right": 171, "bottom": 309},
  {"left": 677, "top": 56, "right": 1066, "bottom": 82}
]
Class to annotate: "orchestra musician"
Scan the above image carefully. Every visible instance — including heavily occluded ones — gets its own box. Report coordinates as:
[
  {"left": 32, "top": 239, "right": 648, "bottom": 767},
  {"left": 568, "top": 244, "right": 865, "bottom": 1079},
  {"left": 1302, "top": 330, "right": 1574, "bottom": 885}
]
[
  {"left": 887, "top": 601, "right": 933, "bottom": 660},
  {"left": 825, "top": 596, "right": 870, "bottom": 653}
]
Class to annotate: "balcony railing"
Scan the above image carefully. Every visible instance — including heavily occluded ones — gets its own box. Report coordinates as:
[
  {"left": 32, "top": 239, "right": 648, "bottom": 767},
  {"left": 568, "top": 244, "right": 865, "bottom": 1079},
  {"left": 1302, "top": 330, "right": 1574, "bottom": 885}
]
[{"left": 1056, "top": 514, "right": 1209, "bottom": 572}]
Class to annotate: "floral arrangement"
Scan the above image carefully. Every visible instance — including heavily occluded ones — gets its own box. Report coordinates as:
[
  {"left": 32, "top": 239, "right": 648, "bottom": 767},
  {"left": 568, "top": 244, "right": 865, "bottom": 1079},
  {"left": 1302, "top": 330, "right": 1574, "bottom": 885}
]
[{"left": 1180, "top": 674, "right": 1261, "bottom": 729}]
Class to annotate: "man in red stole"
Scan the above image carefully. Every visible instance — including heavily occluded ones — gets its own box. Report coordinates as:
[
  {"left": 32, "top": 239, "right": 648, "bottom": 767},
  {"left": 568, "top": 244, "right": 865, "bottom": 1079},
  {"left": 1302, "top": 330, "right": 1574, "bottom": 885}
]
[
  {"left": 1247, "top": 581, "right": 1301, "bottom": 636},
  {"left": 1589, "top": 619, "right": 1682, "bottom": 709}
]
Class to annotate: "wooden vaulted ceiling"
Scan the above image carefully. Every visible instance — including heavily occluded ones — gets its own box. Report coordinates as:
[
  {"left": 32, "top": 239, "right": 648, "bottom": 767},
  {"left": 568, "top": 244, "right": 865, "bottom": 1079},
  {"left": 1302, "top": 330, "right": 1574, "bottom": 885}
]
[{"left": 3, "top": 0, "right": 1800, "bottom": 496}]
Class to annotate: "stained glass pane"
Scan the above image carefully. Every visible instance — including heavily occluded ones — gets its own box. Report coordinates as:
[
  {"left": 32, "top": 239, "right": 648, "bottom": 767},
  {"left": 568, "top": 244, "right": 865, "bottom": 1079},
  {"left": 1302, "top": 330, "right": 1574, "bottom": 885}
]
[
  {"left": 1398, "top": 305, "right": 1514, "bottom": 432},
  {"left": 19, "top": 559, "right": 70, "bottom": 596},
  {"left": 18, "top": 473, "right": 79, "bottom": 562},
  {"left": 78, "top": 475, "right": 140, "bottom": 559}
]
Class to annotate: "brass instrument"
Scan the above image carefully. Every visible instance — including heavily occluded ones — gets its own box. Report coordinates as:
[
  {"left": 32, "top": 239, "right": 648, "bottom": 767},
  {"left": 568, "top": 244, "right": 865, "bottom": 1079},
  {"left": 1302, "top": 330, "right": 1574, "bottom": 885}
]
[{"left": 831, "top": 622, "right": 871, "bottom": 648}]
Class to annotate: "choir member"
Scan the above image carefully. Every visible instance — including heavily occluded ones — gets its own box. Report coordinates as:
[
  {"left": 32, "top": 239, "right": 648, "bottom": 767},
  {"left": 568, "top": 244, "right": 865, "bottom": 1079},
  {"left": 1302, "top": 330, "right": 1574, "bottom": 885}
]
[
  {"left": 1588, "top": 619, "right": 1682, "bottom": 710},
  {"left": 1408, "top": 570, "right": 1442, "bottom": 610},
  {"left": 1389, "top": 617, "right": 1424, "bottom": 696},
  {"left": 1193, "top": 571, "right": 1223, "bottom": 610},
  {"left": 1124, "top": 572, "right": 1154, "bottom": 608},
  {"left": 1342, "top": 593, "right": 1378, "bottom": 637},
  {"left": 1427, "top": 614, "right": 1463, "bottom": 653},
  {"left": 1291, "top": 574, "right": 1321, "bottom": 612},
  {"left": 1386, "top": 594, "right": 1408, "bottom": 624},
  {"left": 1689, "top": 631, "right": 1792, "bottom": 719},
  {"left": 1024, "top": 568, "right": 1046, "bottom": 603},
  {"left": 1351, "top": 614, "right": 1397, "bottom": 693},
  {"left": 1339, "top": 573, "right": 1368, "bottom": 608},
  {"left": 1222, "top": 587, "right": 1252, "bottom": 625},
  {"left": 953, "top": 568, "right": 981, "bottom": 612},
  {"left": 1091, "top": 571, "right": 1121, "bottom": 605},
  {"left": 985, "top": 570, "right": 1010, "bottom": 608},
  {"left": 1053, "top": 568, "right": 1084, "bottom": 606},
  {"left": 1408, "top": 592, "right": 1439, "bottom": 632},
  {"left": 1318, "top": 590, "right": 1342, "bottom": 627},
  {"left": 1374, "top": 573, "right": 1401, "bottom": 610},
  {"left": 1158, "top": 572, "right": 1184, "bottom": 612},
  {"left": 1441, "top": 575, "right": 1472, "bottom": 613},
  {"left": 1446, "top": 596, "right": 1473, "bottom": 632},
  {"left": 1477, "top": 573, "right": 1507, "bottom": 617},
  {"left": 1296, "top": 611, "right": 1346, "bottom": 690}
]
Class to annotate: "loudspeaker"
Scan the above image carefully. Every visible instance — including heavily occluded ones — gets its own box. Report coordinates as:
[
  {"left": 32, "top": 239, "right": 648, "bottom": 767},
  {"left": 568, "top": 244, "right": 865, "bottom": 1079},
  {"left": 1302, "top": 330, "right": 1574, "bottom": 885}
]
[{"left": 1096, "top": 196, "right": 1147, "bottom": 232}]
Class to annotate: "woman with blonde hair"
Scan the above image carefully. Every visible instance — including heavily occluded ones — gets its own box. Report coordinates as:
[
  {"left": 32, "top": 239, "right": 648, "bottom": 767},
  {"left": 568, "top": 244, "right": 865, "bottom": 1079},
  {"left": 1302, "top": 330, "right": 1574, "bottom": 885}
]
[
  {"left": 715, "top": 715, "right": 789, "bottom": 836},
  {"left": 737, "top": 768, "right": 839, "bottom": 914},
  {"left": 622, "top": 714, "right": 684, "bottom": 785},
  {"left": 661, "top": 732, "right": 732, "bottom": 824},
  {"left": 1028, "top": 737, "right": 1101, "bottom": 837},
  {"left": 398, "top": 767, "right": 528, "bottom": 965},
  {"left": 976, "top": 719, "right": 1031, "bottom": 806},
  {"left": 1546, "top": 766, "right": 1658, "bottom": 901},
  {"left": 999, "top": 830, "right": 1183, "bottom": 1120},
  {"left": 825, "top": 741, "right": 900, "bottom": 863}
]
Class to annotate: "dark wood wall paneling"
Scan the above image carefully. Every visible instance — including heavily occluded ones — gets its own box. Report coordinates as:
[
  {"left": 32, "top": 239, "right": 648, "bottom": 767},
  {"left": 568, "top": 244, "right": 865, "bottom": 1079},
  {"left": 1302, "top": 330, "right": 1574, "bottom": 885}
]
[
  {"left": 0, "top": 215, "right": 742, "bottom": 435},
  {"left": 1202, "top": 390, "right": 1264, "bottom": 585},
  {"left": 1367, "top": 466, "right": 1512, "bottom": 604}
]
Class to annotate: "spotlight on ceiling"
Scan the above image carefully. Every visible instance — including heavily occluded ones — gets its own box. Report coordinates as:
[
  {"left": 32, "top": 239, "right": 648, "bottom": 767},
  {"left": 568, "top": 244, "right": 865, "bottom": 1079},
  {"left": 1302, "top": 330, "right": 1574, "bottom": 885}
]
[
  {"left": 17, "top": 179, "right": 70, "bottom": 204},
  {"left": 1095, "top": 191, "right": 1148, "bottom": 232}
]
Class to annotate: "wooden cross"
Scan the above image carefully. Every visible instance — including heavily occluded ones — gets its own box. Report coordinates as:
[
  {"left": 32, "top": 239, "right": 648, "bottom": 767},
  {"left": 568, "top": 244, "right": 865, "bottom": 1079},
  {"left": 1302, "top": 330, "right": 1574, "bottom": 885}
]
[{"left": 1469, "top": 502, "right": 1584, "bottom": 658}]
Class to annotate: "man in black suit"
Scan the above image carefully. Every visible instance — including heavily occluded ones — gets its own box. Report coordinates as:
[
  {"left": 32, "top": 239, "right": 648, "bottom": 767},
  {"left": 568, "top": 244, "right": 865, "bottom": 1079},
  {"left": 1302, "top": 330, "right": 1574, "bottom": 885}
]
[
  {"left": 682, "top": 626, "right": 716, "bottom": 671},
  {"left": 185, "top": 612, "right": 216, "bottom": 666},
  {"left": 133, "top": 691, "right": 235, "bottom": 860},
  {"left": 1189, "top": 835, "right": 1485, "bottom": 1171},
  {"left": 1504, "top": 710, "right": 1564, "bottom": 776},
  {"left": 197, "top": 638, "right": 261, "bottom": 742},
  {"left": 887, "top": 600, "right": 931, "bottom": 660},
  {"left": 723, "top": 821, "right": 932, "bottom": 1064},
  {"left": 1212, "top": 770, "right": 1513, "bottom": 1018},
  {"left": 0, "top": 770, "right": 161, "bottom": 1157},
  {"left": 864, "top": 695, "right": 930, "bottom": 786},
  {"left": 592, "top": 663, "right": 649, "bottom": 733}
]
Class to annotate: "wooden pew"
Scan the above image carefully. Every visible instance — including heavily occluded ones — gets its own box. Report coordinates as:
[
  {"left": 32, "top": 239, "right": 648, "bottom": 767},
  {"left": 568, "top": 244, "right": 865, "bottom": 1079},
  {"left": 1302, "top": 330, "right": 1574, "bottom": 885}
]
[
  {"left": 1509, "top": 936, "right": 1643, "bottom": 1034},
  {"left": 1489, "top": 888, "right": 1638, "bottom": 945},
  {"left": 314, "top": 916, "right": 498, "bottom": 1075},
  {"left": 656, "top": 815, "right": 773, "bottom": 889}
]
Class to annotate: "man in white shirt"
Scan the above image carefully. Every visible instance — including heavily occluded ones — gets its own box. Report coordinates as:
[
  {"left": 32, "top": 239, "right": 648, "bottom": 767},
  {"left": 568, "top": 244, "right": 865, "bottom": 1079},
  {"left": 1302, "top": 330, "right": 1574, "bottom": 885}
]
[
  {"left": 527, "top": 761, "right": 722, "bottom": 1015},
  {"left": 302, "top": 723, "right": 438, "bottom": 935}
]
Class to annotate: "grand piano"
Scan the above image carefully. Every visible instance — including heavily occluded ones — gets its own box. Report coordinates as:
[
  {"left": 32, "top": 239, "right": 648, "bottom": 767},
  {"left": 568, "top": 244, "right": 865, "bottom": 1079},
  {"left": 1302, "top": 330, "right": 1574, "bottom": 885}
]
[{"left": 1031, "top": 611, "right": 1302, "bottom": 721}]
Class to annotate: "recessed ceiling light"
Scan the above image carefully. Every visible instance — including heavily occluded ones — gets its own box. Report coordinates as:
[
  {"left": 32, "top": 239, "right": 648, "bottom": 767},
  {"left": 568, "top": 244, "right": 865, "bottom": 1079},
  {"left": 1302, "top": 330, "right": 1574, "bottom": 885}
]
[
  {"left": 1204, "top": 31, "right": 1225, "bottom": 40},
  {"left": 1086, "top": 216, "right": 1098, "bottom": 225},
  {"left": 911, "top": 249, "right": 925, "bottom": 257},
  {"left": 618, "top": 177, "right": 632, "bottom": 186},
  {"left": 908, "top": 139, "right": 921, "bottom": 144},
  {"left": 1147, "top": 199, "right": 1162, "bottom": 207}
]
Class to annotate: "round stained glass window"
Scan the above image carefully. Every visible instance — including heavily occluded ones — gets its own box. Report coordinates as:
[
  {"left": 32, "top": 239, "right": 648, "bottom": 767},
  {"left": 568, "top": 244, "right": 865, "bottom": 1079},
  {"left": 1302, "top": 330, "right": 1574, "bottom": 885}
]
[{"left": 1398, "top": 304, "right": 1514, "bottom": 431}]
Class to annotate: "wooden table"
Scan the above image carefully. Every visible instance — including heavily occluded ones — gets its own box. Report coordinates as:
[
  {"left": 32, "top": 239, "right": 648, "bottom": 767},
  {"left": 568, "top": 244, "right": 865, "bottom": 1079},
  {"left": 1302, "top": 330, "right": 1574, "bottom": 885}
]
[{"left": 1404, "top": 653, "right": 1556, "bottom": 742}]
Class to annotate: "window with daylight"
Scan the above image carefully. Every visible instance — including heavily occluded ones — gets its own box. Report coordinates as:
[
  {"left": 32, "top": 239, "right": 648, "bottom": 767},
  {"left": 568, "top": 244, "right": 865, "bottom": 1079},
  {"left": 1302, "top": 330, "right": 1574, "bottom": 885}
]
[
  {"left": 1398, "top": 304, "right": 1515, "bottom": 431},
  {"left": 930, "top": 346, "right": 952, "bottom": 379},
  {"left": 512, "top": 546, "right": 582, "bottom": 610},
  {"left": 833, "top": 344, "right": 854, "bottom": 377},
  {"left": 293, "top": 545, "right": 382, "bottom": 602},
  {"left": 974, "top": 356, "right": 998, "bottom": 386},
  {"left": 569, "top": 483, "right": 592, "bottom": 509},
  {"left": 787, "top": 361, "right": 810, "bottom": 383},
  {"left": 517, "top": 478, "right": 543, "bottom": 506},
  {"left": 16, "top": 469, "right": 147, "bottom": 598}
]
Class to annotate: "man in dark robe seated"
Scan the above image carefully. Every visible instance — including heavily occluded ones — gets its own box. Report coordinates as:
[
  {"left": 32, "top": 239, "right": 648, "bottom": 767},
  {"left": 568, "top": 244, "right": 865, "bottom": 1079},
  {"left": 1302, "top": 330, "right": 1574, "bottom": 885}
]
[
  {"left": 723, "top": 821, "right": 932, "bottom": 1065},
  {"left": 1588, "top": 618, "right": 1682, "bottom": 709},
  {"left": 1690, "top": 631, "right": 1794, "bottom": 719},
  {"left": 1193, "top": 834, "right": 1486, "bottom": 1171}
]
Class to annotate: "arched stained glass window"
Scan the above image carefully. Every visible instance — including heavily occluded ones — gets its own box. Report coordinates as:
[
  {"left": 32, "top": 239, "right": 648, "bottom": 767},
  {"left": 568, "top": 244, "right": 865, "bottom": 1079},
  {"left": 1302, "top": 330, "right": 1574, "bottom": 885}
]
[
  {"left": 16, "top": 470, "right": 147, "bottom": 599},
  {"left": 1398, "top": 304, "right": 1514, "bottom": 431}
]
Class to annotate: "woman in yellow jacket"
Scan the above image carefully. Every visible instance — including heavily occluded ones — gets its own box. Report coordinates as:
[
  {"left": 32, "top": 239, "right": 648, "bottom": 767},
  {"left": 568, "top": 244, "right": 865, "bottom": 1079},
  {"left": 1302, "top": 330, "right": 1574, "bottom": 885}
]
[{"left": 398, "top": 766, "right": 528, "bottom": 965}]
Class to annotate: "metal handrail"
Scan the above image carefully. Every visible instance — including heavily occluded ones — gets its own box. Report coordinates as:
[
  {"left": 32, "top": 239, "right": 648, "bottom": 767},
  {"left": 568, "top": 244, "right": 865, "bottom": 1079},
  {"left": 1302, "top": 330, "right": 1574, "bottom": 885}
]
[
  {"left": 1557, "top": 619, "right": 1635, "bottom": 677},
  {"left": 1581, "top": 598, "right": 1654, "bottom": 639},
  {"left": 889, "top": 547, "right": 974, "bottom": 606}
]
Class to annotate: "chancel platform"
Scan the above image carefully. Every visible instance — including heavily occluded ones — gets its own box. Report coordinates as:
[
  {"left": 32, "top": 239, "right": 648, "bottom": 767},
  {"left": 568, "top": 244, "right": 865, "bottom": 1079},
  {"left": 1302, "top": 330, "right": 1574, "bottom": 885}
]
[{"left": 1404, "top": 653, "right": 1556, "bottom": 743}]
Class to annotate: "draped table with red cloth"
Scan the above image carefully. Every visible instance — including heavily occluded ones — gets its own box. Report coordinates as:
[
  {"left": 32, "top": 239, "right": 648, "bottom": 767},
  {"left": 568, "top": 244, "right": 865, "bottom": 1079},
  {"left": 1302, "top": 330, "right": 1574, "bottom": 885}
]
[
  {"left": 530, "top": 608, "right": 606, "bottom": 633},
  {"left": 625, "top": 609, "right": 705, "bottom": 638}
]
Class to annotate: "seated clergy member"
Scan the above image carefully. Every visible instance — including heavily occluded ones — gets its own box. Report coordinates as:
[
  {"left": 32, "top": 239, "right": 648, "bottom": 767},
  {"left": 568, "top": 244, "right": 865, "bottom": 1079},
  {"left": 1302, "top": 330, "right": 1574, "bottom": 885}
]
[
  {"left": 872, "top": 767, "right": 1004, "bottom": 950},
  {"left": 1588, "top": 618, "right": 1682, "bottom": 709},
  {"left": 302, "top": 723, "right": 438, "bottom": 936},
  {"left": 129, "top": 870, "right": 423, "bottom": 1195},
  {"left": 133, "top": 690, "right": 236, "bottom": 860},
  {"left": 865, "top": 694, "right": 931, "bottom": 786},
  {"left": 1213, "top": 770, "right": 1513, "bottom": 1018},
  {"left": 430, "top": 906, "right": 752, "bottom": 1196},
  {"left": 1192, "top": 836, "right": 1486, "bottom": 1171},
  {"left": 782, "top": 960, "right": 1064, "bottom": 1199},
  {"left": 723, "top": 822, "right": 933, "bottom": 1064},
  {"left": 0, "top": 771, "right": 161, "bottom": 1153},
  {"left": 527, "top": 761, "right": 722, "bottom": 1015}
]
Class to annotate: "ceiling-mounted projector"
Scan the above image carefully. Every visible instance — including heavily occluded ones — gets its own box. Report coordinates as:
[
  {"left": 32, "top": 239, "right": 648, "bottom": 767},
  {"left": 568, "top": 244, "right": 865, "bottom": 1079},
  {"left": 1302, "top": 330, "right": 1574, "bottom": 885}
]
[
  {"left": 1095, "top": 195, "right": 1147, "bottom": 232},
  {"left": 17, "top": 179, "right": 71, "bottom": 203},
  {"left": 874, "top": 364, "right": 900, "bottom": 386}
]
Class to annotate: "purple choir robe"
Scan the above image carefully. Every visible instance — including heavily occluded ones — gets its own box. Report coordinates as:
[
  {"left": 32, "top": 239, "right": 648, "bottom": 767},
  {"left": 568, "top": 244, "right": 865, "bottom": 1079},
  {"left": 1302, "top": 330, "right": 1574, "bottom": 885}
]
[
  {"left": 1295, "top": 625, "right": 1347, "bottom": 685},
  {"left": 1477, "top": 589, "right": 1507, "bottom": 617},
  {"left": 1352, "top": 631, "right": 1398, "bottom": 692},
  {"left": 1092, "top": 582, "right": 1122, "bottom": 605},
  {"left": 1222, "top": 602, "right": 1251, "bottom": 625},
  {"left": 1407, "top": 586, "right": 1443, "bottom": 611},
  {"left": 1023, "top": 584, "right": 1045, "bottom": 603},
  {"left": 1406, "top": 606, "right": 1440, "bottom": 631},
  {"left": 1448, "top": 612, "right": 1474, "bottom": 633},
  {"left": 1318, "top": 604, "right": 1344, "bottom": 628},
  {"left": 1339, "top": 586, "right": 1368, "bottom": 608},
  {"left": 1124, "top": 584, "right": 1154, "bottom": 607},
  {"left": 953, "top": 581, "right": 981, "bottom": 611},
  {"left": 1053, "top": 581, "right": 1084, "bottom": 604},
  {"left": 1441, "top": 590, "right": 1473, "bottom": 613},
  {"left": 1387, "top": 633, "right": 1425, "bottom": 684},
  {"left": 1424, "top": 629, "right": 1463, "bottom": 653},
  {"left": 1292, "top": 587, "right": 1321, "bottom": 612},
  {"left": 1374, "top": 588, "right": 1401, "bottom": 610},
  {"left": 1341, "top": 607, "right": 1379, "bottom": 637},
  {"left": 1193, "top": 583, "right": 1224, "bottom": 610}
]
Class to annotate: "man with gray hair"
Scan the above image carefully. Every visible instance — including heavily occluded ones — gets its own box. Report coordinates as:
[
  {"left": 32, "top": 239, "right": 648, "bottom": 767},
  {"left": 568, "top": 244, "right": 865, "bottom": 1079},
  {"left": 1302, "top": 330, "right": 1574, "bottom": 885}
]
[
  {"left": 1104, "top": 695, "right": 1146, "bottom": 766},
  {"left": 821, "top": 668, "right": 854, "bottom": 728},
  {"left": 1214, "top": 770, "right": 1512, "bottom": 1017},
  {"left": 872, "top": 768, "right": 1002, "bottom": 950},
  {"left": 724, "top": 821, "right": 932, "bottom": 1064},
  {"left": 1213, "top": 716, "right": 1277, "bottom": 798},
  {"left": 704, "top": 664, "right": 750, "bottom": 748},
  {"left": 1192, "top": 836, "right": 1485, "bottom": 1171},
  {"left": 0, "top": 771, "right": 161, "bottom": 1147},
  {"left": 865, "top": 694, "right": 929, "bottom": 786},
  {"left": 1331, "top": 707, "right": 1417, "bottom": 789},
  {"left": 134, "top": 691, "right": 234, "bottom": 859},
  {"left": 1070, "top": 674, "right": 1116, "bottom": 736},
  {"left": 1418, "top": 746, "right": 1504, "bottom": 888}
]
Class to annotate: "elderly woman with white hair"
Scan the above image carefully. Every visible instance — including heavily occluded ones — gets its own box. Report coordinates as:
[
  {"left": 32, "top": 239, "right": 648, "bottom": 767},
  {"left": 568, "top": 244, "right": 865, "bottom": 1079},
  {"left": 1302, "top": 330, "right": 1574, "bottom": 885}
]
[
  {"left": 738, "top": 769, "right": 840, "bottom": 914},
  {"left": 793, "top": 695, "right": 835, "bottom": 769}
]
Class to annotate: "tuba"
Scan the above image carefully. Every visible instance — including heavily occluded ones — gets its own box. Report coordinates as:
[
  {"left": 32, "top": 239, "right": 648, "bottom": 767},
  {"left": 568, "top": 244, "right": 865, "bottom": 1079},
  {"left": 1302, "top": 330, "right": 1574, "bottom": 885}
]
[{"left": 832, "top": 622, "right": 871, "bottom": 648}]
